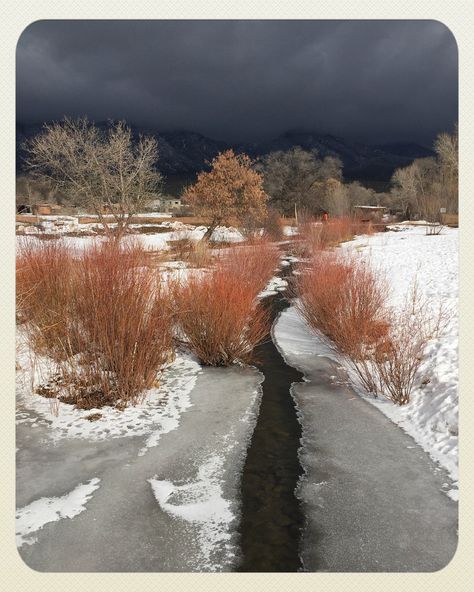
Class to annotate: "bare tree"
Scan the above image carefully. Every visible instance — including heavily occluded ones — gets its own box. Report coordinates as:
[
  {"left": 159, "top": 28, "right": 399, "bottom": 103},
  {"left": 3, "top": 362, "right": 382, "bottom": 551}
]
[
  {"left": 435, "top": 127, "right": 458, "bottom": 214},
  {"left": 391, "top": 163, "right": 419, "bottom": 219},
  {"left": 435, "top": 126, "right": 458, "bottom": 182},
  {"left": 24, "top": 117, "right": 162, "bottom": 239},
  {"left": 258, "top": 147, "right": 343, "bottom": 215},
  {"left": 390, "top": 127, "right": 458, "bottom": 221},
  {"left": 345, "top": 181, "right": 376, "bottom": 208},
  {"left": 16, "top": 174, "right": 65, "bottom": 208},
  {"left": 323, "top": 179, "right": 350, "bottom": 216}
]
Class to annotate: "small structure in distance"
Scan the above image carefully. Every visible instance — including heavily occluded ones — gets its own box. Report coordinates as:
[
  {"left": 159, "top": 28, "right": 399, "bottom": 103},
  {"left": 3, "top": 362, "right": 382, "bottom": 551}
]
[{"left": 353, "top": 205, "right": 388, "bottom": 222}]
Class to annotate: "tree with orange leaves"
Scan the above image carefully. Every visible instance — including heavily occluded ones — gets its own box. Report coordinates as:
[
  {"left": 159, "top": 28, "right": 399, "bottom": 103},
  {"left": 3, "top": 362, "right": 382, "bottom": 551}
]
[{"left": 183, "top": 150, "right": 268, "bottom": 240}]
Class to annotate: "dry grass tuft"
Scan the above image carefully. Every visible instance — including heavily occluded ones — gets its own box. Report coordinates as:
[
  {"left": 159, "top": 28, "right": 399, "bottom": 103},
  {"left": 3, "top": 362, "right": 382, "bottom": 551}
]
[{"left": 167, "top": 234, "right": 213, "bottom": 268}]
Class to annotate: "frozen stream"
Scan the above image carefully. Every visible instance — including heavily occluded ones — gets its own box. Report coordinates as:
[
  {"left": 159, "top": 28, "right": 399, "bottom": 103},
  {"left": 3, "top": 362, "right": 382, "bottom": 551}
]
[
  {"left": 16, "top": 362, "right": 263, "bottom": 571},
  {"left": 274, "top": 305, "right": 458, "bottom": 571}
]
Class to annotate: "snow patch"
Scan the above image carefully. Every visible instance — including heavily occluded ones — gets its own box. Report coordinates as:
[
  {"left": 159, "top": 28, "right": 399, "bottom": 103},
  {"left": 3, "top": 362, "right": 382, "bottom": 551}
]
[
  {"left": 16, "top": 344, "right": 201, "bottom": 447},
  {"left": 283, "top": 225, "right": 299, "bottom": 236},
  {"left": 16, "top": 478, "right": 100, "bottom": 548},
  {"left": 149, "top": 454, "right": 233, "bottom": 523},
  {"left": 148, "top": 453, "right": 234, "bottom": 570},
  {"left": 259, "top": 275, "right": 288, "bottom": 298},
  {"left": 169, "top": 225, "right": 244, "bottom": 243},
  {"left": 17, "top": 220, "right": 246, "bottom": 253}
]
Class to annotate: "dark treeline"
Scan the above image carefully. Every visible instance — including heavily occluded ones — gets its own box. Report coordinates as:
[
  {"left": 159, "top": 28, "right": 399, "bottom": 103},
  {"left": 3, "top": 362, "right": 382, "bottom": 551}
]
[{"left": 17, "top": 119, "right": 457, "bottom": 223}]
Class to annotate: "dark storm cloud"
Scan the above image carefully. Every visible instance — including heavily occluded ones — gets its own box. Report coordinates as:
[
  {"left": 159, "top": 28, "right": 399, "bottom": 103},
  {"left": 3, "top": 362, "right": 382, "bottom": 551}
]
[{"left": 16, "top": 20, "right": 458, "bottom": 145}]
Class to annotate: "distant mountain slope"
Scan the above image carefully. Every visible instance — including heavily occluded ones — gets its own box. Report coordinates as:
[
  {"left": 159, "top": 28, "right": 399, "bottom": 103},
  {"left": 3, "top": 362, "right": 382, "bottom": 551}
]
[
  {"left": 252, "top": 131, "right": 435, "bottom": 182},
  {"left": 16, "top": 122, "right": 434, "bottom": 184}
]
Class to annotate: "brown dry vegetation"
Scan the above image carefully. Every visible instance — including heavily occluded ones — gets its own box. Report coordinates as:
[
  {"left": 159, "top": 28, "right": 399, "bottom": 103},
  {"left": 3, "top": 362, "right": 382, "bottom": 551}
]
[
  {"left": 262, "top": 209, "right": 286, "bottom": 241},
  {"left": 71, "top": 242, "right": 175, "bottom": 405},
  {"left": 16, "top": 240, "right": 77, "bottom": 357},
  {"left": 216, "top": 239, "right": 281, "bottom": 295},
  {"left": 18, "top": 236, "right": 282, "bottom": 406},
  {"left": 173, "top": 269, "right": 270, "bottom": 366},
  {"left": 296, "top": 216, "right": 374, "bottom": 256},
  {"left": 166, "top": 238, "right": 214, "bottom": 267},
  {"left": 183, "top": 150, "right": 268, "bottom": 239}
]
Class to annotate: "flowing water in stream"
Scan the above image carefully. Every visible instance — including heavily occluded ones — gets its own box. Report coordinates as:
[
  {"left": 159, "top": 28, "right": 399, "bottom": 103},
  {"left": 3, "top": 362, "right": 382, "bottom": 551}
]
[{"left": 237, "top": 275, "right": 305, "bottom": 572}]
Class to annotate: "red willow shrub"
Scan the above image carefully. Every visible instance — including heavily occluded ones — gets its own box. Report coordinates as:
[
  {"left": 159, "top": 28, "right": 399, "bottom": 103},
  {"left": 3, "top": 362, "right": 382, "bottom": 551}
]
[
  {"left": 295, "top": 252, "right": 389, "bottom": 357},
  {"left": 320, "top": 216, "right": 356, "bottom": 246},
  {"left": 295, "top": 252, "right": 390, "bottom": 397},
  {"left": 17, "top": 239, "right": 175, "bottom": 407},
  {"left": 295, "top": 252, "right": 445, "bottom": 405},
  {"left": 296, "top": 216, "right": 373, "bottom": 256},
  {"left": 174, "top": 242, "right": 278, "bottom": 366},
  {"left": 295, "top": 251, "right": 387, "bottom": 394},
  {"left": 18, "top": 238, "right": 279, "bottom": 402},
  {"left": 369, "top": 284, "right": 448, "bottom": 405},
  {"left": 16, "top": 239, "right": 77, "bottom": 358},
  {"left": 218, "top": 239, "right": 281, "bottom": 296},
  {"left": 71, "top": 241, "right": 175, "bottom": 405},
  {"left": 296, "top": 220, "right": 324, "bottom": 256},
  {"left": 174, "top": 268, "right": 270, "bottom": 366}
]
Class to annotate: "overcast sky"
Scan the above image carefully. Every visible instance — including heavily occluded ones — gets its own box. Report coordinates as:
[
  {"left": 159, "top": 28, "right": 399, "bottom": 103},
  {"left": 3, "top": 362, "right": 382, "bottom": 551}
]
[{"left": 16, "top": 20, "right": 458, "bottom": 146}]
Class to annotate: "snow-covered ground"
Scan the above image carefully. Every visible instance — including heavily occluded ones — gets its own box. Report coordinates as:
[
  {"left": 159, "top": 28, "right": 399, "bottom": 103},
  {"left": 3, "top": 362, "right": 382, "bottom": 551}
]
[
  {"left": 259, "top": 275, "right": 288, "bottom": 298},
  {"left": 16, "top": 325, "right": 263, "bottom": 571},
  {"left": 16, "top": 359, "right": 263, "bottom": 571},
  {"left": 283, "top": 225, "right": 298, "bottom": 236},
  {"left": 341, "top": 226, "right": 458, "bottom": 493},
  {"left": 16, "top": 215, "right": 245, "bottom": 250},
  {"left": 276, "top": 226, "right": 458, "bottom": 497},
  {"left": 77, "top": 212, "right": 173, "bottom": 218},
  {"left": 16, "top": 334, "right": 202, "bottom": 447},
  {"left": 17, "top": 225, "right": 244, "bottom": 254}
]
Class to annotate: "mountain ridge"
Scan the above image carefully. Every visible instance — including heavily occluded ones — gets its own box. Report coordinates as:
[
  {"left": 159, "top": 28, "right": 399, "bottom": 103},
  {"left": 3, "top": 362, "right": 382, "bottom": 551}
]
[{"left": 16, "top": 122, "right": 435, "bottom": 185}]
